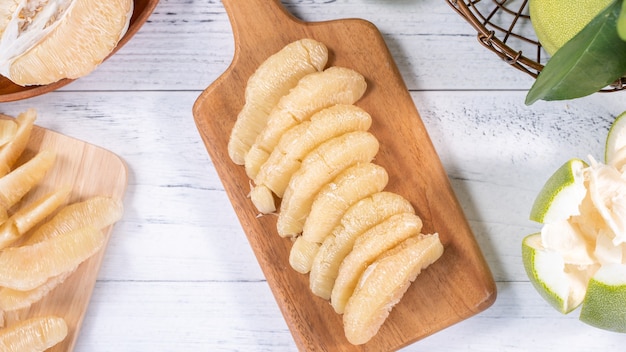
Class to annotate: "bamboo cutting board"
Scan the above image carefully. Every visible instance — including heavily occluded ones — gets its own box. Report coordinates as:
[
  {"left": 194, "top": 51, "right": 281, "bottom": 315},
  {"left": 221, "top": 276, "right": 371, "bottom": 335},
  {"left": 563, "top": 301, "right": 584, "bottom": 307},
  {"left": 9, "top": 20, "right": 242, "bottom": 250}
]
[
  {"left": 193, "top": 1, "right": 497, "bottom": 351},
  {"left": 0, "top": 112, "right": 128, "bottom": 351}
]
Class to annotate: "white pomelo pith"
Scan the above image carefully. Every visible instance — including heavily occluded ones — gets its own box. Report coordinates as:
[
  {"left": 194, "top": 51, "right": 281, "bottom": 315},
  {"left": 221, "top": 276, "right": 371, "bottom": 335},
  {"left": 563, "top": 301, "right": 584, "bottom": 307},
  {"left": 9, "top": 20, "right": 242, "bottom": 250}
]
[
  {"left": 0, "top": 0, "right": 133, "bottom": 86},
  {"left": 529, "top": 158, "right": 588, "bottom": 224},
  {"left": 522, "top": 233, "right": 595, "bottom": 313},
  {"left": 580, "top": 263, "right": 626, "bottom": 332}
]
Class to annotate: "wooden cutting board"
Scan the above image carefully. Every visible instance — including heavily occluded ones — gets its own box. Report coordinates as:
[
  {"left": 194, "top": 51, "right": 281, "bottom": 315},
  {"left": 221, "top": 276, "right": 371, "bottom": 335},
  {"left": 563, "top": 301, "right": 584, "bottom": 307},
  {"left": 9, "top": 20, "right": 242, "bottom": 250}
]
[
  {"left": 192, "top": 1, "right": 497, "bottom": 351},
  {"left": 0, "top": 112, "right": 128, "bottom": 351}
]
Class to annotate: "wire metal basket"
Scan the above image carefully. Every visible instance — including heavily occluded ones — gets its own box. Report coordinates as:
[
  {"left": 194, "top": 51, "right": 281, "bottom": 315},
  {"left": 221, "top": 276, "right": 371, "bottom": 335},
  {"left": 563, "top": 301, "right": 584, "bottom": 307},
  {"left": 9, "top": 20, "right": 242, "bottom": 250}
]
[{"left": 446, "top": 0, "right": 626, "bottom": 92}]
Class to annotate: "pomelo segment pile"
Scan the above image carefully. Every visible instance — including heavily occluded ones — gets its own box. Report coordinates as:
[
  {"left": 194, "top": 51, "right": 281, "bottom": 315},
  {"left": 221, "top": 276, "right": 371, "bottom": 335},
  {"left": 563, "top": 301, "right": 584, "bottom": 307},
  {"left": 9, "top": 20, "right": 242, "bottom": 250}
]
[
  {"left": 523, "top": 111, "right": 626, "bottom": 332},
  {"left": 228, "top": 38, "right": 445, "bottom": 345},
  {"left": 0, "top": 0, "right": 133, "bottom": 86}
]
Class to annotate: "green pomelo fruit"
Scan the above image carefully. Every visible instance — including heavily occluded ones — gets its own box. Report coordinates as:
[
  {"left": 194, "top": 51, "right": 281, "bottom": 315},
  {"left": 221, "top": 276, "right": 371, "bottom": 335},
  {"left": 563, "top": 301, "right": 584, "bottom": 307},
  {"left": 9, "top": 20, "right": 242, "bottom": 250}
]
[{"left": 529, "top": 0, "right": 613, "bottom": 55}]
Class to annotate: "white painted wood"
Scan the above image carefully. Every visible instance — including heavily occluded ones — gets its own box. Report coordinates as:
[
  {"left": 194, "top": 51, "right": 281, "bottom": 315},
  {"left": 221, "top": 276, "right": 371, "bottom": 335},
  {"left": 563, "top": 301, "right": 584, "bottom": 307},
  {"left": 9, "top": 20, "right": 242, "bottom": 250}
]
[{"left": 1, "top": 0, "right": 626, "bottom": 350}]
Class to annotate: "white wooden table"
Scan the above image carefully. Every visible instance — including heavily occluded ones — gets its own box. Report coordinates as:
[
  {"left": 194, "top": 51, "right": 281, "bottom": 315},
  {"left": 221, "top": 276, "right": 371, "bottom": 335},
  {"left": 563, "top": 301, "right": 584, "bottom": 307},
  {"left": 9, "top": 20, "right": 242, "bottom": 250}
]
[{"left": 2, "top": 0, "right": 626, "bottom": 350}]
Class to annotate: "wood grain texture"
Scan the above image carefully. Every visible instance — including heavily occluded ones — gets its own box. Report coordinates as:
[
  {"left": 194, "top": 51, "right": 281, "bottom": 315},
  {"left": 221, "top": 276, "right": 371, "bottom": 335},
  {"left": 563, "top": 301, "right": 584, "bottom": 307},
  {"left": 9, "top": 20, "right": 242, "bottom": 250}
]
[
  {"left": 0, "top": 0, "right": 159, "bottom": 103},
  {"left": 0, "top": 114, "right": 128, "bottom": 351},
  {"left": 193, "top": 0, "right": 496, "bottom": 350}
]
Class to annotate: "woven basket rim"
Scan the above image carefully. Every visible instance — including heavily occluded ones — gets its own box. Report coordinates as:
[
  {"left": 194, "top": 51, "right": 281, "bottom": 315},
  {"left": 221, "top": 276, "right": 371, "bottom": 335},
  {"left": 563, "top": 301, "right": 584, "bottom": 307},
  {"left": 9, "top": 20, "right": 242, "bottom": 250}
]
[{"left": 446, "top": 0, "right": 626, "bottom": 92}]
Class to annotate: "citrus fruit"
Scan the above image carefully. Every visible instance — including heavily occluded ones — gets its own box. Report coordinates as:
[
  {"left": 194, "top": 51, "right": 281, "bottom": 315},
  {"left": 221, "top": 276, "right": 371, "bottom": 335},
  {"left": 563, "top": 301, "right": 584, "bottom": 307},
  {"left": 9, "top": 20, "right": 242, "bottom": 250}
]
[
  {"left": 523, "top": 112, "right": 626, "bottom": 332},
  {"left": 0, "top": 149, "right": 56, "bottom": 210},
  {"left": 0, "top": 271, "right": 72, "bottom": 311},
  {"left": 302, "top": 162, "right": 388, "bottom": 244},
  {"left": 529, "top": 0, "right": 613, "bottom": 55},
  {"left": 244, "top": 66, "right": 367, "bottom": 179},
  {"left": 0, "top": 316, "right": 67, "bottom": 351},
  {"left": 277, "top": 131, "right": 379, "bottom": 237},
  {"left": 0, "top": 119, "right": 17, "bottom": 148},
  {"left": 522, "top": 233, "right": 597, "bottom": 313},
  {"left": 0, "top": 108, "right": 36, "bottom": 177},
  {"left": 251, "top": 103, "right": 372, "bottom": 212},
  {"left": 0, "top": 0, "right": 134, "bottom": 86},
  {"left": 228, "top": 38, "right": 328, "bottom": 165},
  {"left": 331, "top": 212, "right": 423, "bottom": 314},
  {"left": 343, "top": 233, "right": 444, "bottom": 345},
  {"left": 309, "top": 192, "right": 415, "bottom": 300},
  {"left": 579, "top": 263, "right": 626, "bottom": 332},
  {"left": 0, "top": 225, "right": 105, "bottom": 291},
  {"left": 605, "top": 111, "right": 626, "bottom": 170},
  {"left": 529, "top": 158, "right": 588, "bottom": 224}
]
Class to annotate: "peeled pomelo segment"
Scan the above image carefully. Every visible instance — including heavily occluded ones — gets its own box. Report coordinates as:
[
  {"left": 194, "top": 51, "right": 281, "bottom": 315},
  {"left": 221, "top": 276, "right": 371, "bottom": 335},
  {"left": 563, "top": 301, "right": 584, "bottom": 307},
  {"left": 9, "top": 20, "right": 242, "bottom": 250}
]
[
  {"left": 1, "top": 0, "right": 134, "bottom": 86},
  {"left": 522, "top": 233, "right": 596, "bottom": 314},
  {"left": 0, "top": 149, "right": 55, "bottom": 210},
  {"left": 541, "top": 219, "right": 596, "bottom": 265},
  {"left": 0, "top": 315, "right": 68, "bottom": 351},
  {"left": 331, "top": 212, "right": 423, "bottom": 314},
  {"left": 289, "top": 236, "right": 320, "bottom": 274},
  {"left": 309, "top": 192, "right": 415, "bottom": 300},
  {"left": 580, "top": 263, "right": 626, "bottom": 332},
  {"left": 0, "top": 108, "right": 36, "bottom": 177},
  {"left": 276, "top": 131, "right": 379, "bottom": 237},
  {"left": 0, "top": 119, "right": 17, "bottom": 148},
  {"left": 586, "top": 160, "right": 626, "bottom": 245},
  {"left": 228, "top": 38, "right": 328, "bottom": 165},
  {"left": 0, "top": 185, "right": 71, "bottom": 249},
  {"left": 530, "top": 158, "right": 588, "bottom": 224},
  {"left": 24, "top": 195, "right": 123, "bottom": 245},
  {"left": 244, "top": 66, "right": 367, "bottom": 179},
  {"left": 605, "top": 111, "right": 626, "bottom": 169},
  {"left": 343, "top": 233, "right": 444, "bottom": 345},
  {"left": 0, "top": 225, "right": 105, "bottom": 291},
  {"left": 0, "top": 271, "right": 72, "bottom": 311}
]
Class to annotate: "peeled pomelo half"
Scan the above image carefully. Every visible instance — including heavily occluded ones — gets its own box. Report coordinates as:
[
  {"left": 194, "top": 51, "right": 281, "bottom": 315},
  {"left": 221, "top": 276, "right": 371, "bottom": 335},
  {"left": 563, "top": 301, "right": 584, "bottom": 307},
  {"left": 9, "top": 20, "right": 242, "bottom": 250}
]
[
  {"left": 580, "top": 263, "right": 626, "bottom": 332},
  {"left": 522, "top": 233, "right": 596, "bottom": 313},
  {"left": 529, "top": 158, "right": 588, "bottom": 224},
  {"left": 0, "top": 0, "right": 134, "bottom": 86}
]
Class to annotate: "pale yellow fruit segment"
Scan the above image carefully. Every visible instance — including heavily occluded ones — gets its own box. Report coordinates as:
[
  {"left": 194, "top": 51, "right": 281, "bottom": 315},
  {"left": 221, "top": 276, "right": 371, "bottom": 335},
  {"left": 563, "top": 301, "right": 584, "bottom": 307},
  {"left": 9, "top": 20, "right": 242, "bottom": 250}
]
[
  {"left": 0, "top": 149, "right": 55, "bottom": 210},
  {"left": 0, "top": 271, "right": 72, "bottom": 312},
  {"left": 24, "top": 196, "right": 124, "bottom": 245},
  {"left": 310, "top": 192, "right": 415, "bottom": 300},
  {"left": 289, "top": 163, "right": 387, "bottom": 273},
  {"left": 244, "top": 66, "right": 367, "bottom": 179},
  {"left": 228, "top": 38, "right": 328, "bottom": 165},
  {"left": 277, "top": 131, "right": 379, "bottom": 237},
  {"left": 0, "top": 316, "right": 68, "bottom": 351},
  {"left": 0, "top": 186, "right": 71, "bottom": 249},
  {"left": 0, "top": 119, "right": 17, "bottom": 148},
  {"left": 251, "top": 104, "right": 372, "bottom": 213},
  {"left": 5, "top": 0, "right": 134, "bottom": 86},
  {"left": 289, "top": 236, "right": 321, "bottom": 274},
  {"left": 302, "top": 163, "right": 389, "bottom": 244},
  {"left": 331, "top": 212, "right": 423, "bottom": 314},
  {"left": 343, "top": 234, "right": 444, "bottom": 345},
  {"left": 0, "top": 108, "right": 36, "bottom": 177},
  {"left": 0, "top": 225, "right": 105, "bottom": 291}
]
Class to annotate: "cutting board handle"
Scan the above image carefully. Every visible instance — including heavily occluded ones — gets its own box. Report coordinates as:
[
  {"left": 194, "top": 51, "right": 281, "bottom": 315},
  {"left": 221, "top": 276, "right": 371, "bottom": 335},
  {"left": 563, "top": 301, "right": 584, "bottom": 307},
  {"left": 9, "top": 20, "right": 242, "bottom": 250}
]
[{"left": 221, "top": 0, "right": 302, "bottom": 51}]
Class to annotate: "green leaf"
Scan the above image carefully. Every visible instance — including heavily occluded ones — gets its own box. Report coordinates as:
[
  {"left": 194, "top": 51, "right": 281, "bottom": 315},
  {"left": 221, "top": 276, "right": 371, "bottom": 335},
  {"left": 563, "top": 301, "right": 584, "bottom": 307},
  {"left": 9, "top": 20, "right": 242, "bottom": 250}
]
[
  {"left": 619, "top": 0, "right": 626, "bottom": 40},
  {"left": 525, "top": 0, "right": 626, "bottom": 105}
]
